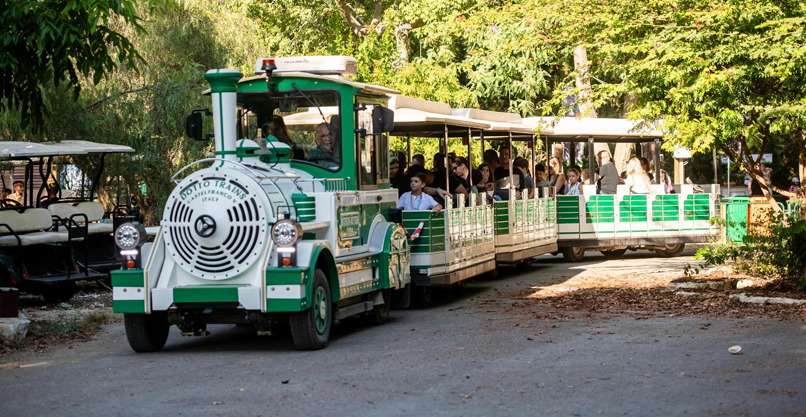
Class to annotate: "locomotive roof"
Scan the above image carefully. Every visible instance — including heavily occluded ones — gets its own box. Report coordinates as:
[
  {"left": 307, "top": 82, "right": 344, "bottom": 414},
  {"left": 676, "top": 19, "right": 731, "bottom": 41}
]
[
  {"left": 387, "top": 95, "right": 489, "bottom": 137},
  {"left": 523, "top": 117, "right": 665, "bottom": 143},
  {"left": 0, "top": 140, "right": 134, "bottom": 158},
  {"left": 237, "top": 73, "right": 400, "bottom": 97}
]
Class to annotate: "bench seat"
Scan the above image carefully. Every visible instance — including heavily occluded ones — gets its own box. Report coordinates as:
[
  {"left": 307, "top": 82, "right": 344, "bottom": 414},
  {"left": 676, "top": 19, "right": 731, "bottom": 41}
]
[{"left": 0, "top": 231, "right": 69, "bottom": 246}]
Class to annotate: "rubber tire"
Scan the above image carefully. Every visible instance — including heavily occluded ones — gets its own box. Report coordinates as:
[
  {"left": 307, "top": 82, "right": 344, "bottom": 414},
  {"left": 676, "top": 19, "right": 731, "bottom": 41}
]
[
  {"left": 41, "top": 282, "right": 76, "bottom": 303},
  {"left": 656, "top": 243, "right": 686, "bottom": 258},
  {"left": 600, "top": 248, "right": 628, "bottom": 259},
  {"left": 410, "top": 284, "right": 433, "bottom": 307},
  {"left": 372, "top": 289, "right": 392, "bottom": 324},
  {"left": 516, "top": 259, "right": 533, "bottom": 270},
  {"left": 561, "top": 247, "right": 586, "bottom": 262},
  {"left": 124, "top": 313, "right": 170, "bottom": 353},
  {"left": 392, "top": 284, "right": 411, "bottom": 309},
  {"left": 289, "top": 269, "right": 332, "bottom": 350}
]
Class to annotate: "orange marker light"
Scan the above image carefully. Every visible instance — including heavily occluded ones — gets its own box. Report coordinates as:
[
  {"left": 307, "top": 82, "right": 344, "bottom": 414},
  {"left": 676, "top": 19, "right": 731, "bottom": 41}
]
[
  {"left": 282, "top": 257, "right": 292, "bottom": 266},
  {"left": 126, "top": 259, "right": 136, "bottom": 269}
]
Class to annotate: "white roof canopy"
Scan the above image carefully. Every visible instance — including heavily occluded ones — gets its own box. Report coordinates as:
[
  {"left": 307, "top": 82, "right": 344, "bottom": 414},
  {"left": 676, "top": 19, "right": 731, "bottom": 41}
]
[
  {"left": 452, "top": 108, "right": 540, "bottom": 139},
  {"left": 0, "top": 141, "right": 134, "bottom": 158},
  {"left": 523, "top": 117, "right": 665, "bottom": 143},
  {"left": 388, "top": 95, "right": 489, "bottom": 137}
]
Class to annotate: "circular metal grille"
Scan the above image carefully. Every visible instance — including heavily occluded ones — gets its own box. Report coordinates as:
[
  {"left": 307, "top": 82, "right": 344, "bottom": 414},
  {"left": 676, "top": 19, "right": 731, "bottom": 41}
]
[{"left": 163, "top": 170, "right": 268, "bottom": 280}]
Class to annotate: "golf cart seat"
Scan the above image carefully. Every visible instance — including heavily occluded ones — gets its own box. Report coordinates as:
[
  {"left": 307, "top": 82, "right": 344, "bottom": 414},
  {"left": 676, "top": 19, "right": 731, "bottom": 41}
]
[
  {"left": 48, "top": 202, "right": 113, "bottom": 234},
  {"left": 0, "top": 208, "right": 69, "bottom": 246}
]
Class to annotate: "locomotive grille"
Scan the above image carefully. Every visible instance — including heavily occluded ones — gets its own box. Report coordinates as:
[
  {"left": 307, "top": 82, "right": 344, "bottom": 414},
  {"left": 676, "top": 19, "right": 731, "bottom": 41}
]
[{"left": 163, "top": 173, "right": 268, "bottom": 280}]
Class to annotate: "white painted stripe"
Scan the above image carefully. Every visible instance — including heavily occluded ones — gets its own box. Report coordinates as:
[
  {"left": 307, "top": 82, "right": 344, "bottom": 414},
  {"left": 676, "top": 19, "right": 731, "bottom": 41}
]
[
  {"left": 266, "top": 285, "right": 305, "bottom": 299},
  {"left": 339, "top": 269, "right": 375, "bottom": 288},
  {"left": 113, "top": 287, "right": 146, "bottom": 301},
  {"left": 238, "top": 286, "right": 262, "bottom": 309}
]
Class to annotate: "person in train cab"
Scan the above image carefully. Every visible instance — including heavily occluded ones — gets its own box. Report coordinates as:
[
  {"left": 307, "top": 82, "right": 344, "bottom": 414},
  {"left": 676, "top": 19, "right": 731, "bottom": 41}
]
[
  {"left": 549, "top": 157, "right": 567, "bottom": 195},
  {"left": 514, "top": 158, "right": 535, "bottom": 198},
  {"left": 307, "top": 122, "right": 339, "bottom": 167},
  {"left": 565, "top": 167, "right": 583, "bottom": 196},
  {"left": 452, "top": 156, "right": 470, "bottom": 189},
  {"left": 596, "top": 150, "right": 619, "bottom": 195},
  {"left": 270, "top": 115, "right": 304, "bottom": 159},
  {"left": 1, "top": 188, "right": 9, "bottom": 200},
  {"left": 389, "top": 158, "right": 411, "bottom": 197},
  {"left": 484, "top": 149, "right": 500, "bottom": 175},
  {"left": 10, "top": 181, "right": 24, "bottom": 204},
  {"left": 625, "top": 157, "right": 651, "bottom": 194},
  {"left": 407, "top": 154, "right": 427, "bottom": 177},
  {"left": 429, "top": 153, "right": 468, "bottom": 203},
  {"left": 399, "top": 172, "right": 442, "bottom": 214}
]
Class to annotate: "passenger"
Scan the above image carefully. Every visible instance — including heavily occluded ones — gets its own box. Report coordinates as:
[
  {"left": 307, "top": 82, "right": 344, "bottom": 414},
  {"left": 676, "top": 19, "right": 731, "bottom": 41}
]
[
  {"left": 307, "top": 123, "right": 338, "bottom": 167},
  {"left": 580, "top": 169, "right": 591, "bottom": 185},
  {"left": 639, "top": 157, "right": 654, "bottom": 181},
  {"left": 1, "top": 188, "right": 9, "bottom": 200},
  {"left": 549, "top": 157, "right": 567, "bottom": 195},
  {"left": 397, "top": 151, "right": 409, "bottom": 172},
  {"left": 407, "top": 154, "right": 427, "bottom": 177},
  {"left": 390, "top": 158, "right": 411, "bottom": 197},
  {"left": 660, "top": 169, "right": 675, "bottom": 194},
  {"left": 514, "top": 158, "right": 535, "bottom": 198},
  {"left": 565, "top": 167, "right": 583, "bottom": 196},
  {"left": 270, "top": 115, "right": 304, "bottom": 160},
  {"left": 596, "top": 150, "right": 619, "bottom": 195},
  {"left": 483, "top": 149, "right": 500, "bottom": 174},
  {"left": 534, "top": 164, "right": 551, "bottom": 188},
  {"left": 625, "top": 157, "right": 651, "bottom": 194},
  {"left": 399, "top": 172, "right": 442, "bottom": 214},
  {"left": 452, "top": 156, "right": 470, "bottom": 190},
  {"left": 476, "top": 163, "right": 495, "bottom": 191},
  {"left": 429, "top": 153, "right": 468, "bottom": 202},
  {"left": 493, "top": 147, "right": 512, "bottom": 181},
  {"left": 10, "top": 181, "right": 24, "bottom": 204},
  {"left": 790, "top": 177, "right": 800, "bottom": 194}
]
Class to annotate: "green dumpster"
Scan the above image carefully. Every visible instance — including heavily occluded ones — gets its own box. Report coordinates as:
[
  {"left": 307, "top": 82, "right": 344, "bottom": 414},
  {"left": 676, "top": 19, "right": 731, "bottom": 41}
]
[{"left": 724, "top": 197, "right": 749, "bottom": 243}]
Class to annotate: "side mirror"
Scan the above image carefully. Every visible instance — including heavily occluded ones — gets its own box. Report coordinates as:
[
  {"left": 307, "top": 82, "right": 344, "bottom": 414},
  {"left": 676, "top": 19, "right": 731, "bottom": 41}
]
[
  {"left": 186, "top": 109, "right": 212, "bottom": 141},
  {"left": 372, "top": 106, "right": 394, "bottom": 134}
]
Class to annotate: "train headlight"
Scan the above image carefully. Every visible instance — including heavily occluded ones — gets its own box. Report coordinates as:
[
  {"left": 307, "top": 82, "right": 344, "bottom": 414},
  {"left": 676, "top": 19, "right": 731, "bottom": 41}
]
[
  {"left": 115, "top": 222, "right": 147, "bottom": 250},
  {"left": 271, "top": 219, "right": 302, "bottom": 247}
]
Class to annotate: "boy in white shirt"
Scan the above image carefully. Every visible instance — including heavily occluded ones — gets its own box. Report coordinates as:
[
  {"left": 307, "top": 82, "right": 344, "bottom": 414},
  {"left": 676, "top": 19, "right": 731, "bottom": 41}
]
[{"left": 398, "top": 172, "right": 442, "bottom": 214}]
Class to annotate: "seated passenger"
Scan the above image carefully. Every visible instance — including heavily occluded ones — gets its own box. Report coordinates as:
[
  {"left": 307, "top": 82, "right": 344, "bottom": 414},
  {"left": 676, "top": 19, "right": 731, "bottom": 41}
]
[
  {"left": 10, "top": 181, "right": 24, "bottom": 204},
  {"left": 429, "top": 153, "right": 468, "bottom": 203},
  {"left": 596, "top": 151, "right": 619, "bottom": 195},
  {"left": 565, "top": 167, "right": 583, "bottom": 196},
  {"left": 407, "top": 154, "right": 427, "bottom": 177},
  {"left": 625, "top": 157, "right": 651, "bottom": 194},
  {"left": 270, "top": 115, "right": 305, "bottom": 160},
  {"left": 390, "top": 158, "right": 411, "bottom": 197},
  {"left": 514, "top": 158, "right": 534, "bottom": 198},
  {"left": 307, "top": 123, "right": 339, "bottom": 168},
  {"left": 399, "top": 172, "right": 442, "bottom": 214}
]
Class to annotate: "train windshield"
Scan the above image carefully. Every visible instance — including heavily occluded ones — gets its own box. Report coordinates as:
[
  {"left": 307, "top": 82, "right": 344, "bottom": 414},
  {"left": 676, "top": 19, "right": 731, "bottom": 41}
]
[{"left": 237, "top": 90, "right": 341, "bottom": 171}]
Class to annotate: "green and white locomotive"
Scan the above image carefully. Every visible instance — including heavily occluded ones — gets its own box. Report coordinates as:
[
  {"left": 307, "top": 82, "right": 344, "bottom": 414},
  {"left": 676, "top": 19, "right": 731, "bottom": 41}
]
[{"left": 112, "top": 56, "right": 410, "bottom": 351}]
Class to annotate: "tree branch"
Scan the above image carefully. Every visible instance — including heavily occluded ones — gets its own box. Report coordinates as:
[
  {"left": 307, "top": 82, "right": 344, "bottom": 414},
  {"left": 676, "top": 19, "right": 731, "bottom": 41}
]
[
  {"left": 371, "top": 0, "right": 382, "bottom": 26},
  {"left": 85, "top": 85, "right": 154, "bottom": 109},
  {"left": 335, "top": 0, "right": 367, "bottom": 36}
]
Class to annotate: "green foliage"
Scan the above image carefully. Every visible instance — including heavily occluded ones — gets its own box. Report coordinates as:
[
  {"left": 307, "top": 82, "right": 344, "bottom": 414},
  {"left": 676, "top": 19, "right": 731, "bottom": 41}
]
[
  {"left": 696, "top": 212, "right": 806, "bottom": 288},
  {"left": 0, "top": 0, "right": 156, "bottom": 131}
]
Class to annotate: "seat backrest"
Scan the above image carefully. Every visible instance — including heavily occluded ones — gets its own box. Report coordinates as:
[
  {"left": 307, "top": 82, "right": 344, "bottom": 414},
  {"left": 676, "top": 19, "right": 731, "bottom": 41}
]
[
  {"left": 0, "top": 208, "right": 54, "bottom": 234},
  {"left": 47, "top": 201, "right": 105, "bottom": 222}
]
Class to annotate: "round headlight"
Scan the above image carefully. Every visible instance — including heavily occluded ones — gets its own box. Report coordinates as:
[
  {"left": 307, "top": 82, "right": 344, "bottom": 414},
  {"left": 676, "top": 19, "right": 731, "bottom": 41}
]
[
  {"left": 115, "top": 222, "right": 142, "bottom": 250},
  {"left": 271, "top": 220, "right": 301, "bottom": 246}
]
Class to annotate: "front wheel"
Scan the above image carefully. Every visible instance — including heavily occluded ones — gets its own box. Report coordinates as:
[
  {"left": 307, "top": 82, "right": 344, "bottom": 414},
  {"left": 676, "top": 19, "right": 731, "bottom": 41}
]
[
  {"left": 124, "top": 313, "right": 170, "bottom": 353},
  {"left": 290, "top": 269, "right": 331, "bottom": 350},
  {"left": 561, "top": 247, "right": 586, "bottom": 262},
  {"left": 655, "top": 243, "right": 685, "bottom": 258}
]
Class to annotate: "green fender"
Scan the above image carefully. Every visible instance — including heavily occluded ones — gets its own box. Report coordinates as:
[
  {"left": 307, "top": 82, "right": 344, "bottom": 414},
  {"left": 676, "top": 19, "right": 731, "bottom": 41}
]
[{"left": 307, "top": 243, "right": 339, "bottom": 303}]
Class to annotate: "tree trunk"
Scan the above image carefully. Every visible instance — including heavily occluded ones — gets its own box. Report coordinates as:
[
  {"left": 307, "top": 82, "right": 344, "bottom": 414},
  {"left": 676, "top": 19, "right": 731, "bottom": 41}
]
[
  {"left": 574, "top": 46, "right": 609, "bottom": 158},
  {"left": 612, "top": 93, "right": 636, "bottom": 174},
  {"left": 394, "top": 24, "right": 411, "bottom": 70}
]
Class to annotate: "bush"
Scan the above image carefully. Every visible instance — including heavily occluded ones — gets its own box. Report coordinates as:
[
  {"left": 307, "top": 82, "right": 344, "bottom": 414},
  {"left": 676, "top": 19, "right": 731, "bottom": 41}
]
[{"left": 696, "top": 210, "right": 806, "bottom": 289}]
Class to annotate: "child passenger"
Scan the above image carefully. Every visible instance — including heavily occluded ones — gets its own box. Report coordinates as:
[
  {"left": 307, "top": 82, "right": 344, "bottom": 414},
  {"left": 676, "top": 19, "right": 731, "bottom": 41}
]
[
  {"left": 565, "top": 167, "right": 583, "bottom": 196},
  {"left": 399, "top": 172, "right": 443, "bottom": 214}
]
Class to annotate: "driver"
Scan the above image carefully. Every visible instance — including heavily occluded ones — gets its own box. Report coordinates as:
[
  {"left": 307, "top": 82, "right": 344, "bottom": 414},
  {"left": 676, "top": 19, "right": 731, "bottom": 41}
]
[
  {"left": 10, "top": 181, "right": 24, "bottom": 204},
  {"left": 307, "top": 122, "right": 339, "bottom": 168}
]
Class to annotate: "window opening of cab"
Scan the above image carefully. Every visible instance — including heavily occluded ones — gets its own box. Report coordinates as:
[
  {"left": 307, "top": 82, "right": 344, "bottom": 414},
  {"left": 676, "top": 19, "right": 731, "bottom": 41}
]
[
  {"left": 354, "top": 101, "right": 390, "bottom": 189},
  {"left": 236, "top": 90, "right": 342, "bottom": 171}
]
